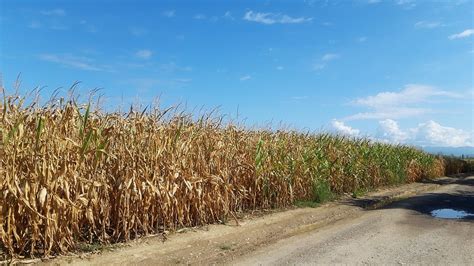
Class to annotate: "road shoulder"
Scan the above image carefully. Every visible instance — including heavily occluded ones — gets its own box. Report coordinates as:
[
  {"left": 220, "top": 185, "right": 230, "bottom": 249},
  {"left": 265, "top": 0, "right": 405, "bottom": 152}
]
[{"left": 31, "top": 177, "right": 453, "bottom": 266}]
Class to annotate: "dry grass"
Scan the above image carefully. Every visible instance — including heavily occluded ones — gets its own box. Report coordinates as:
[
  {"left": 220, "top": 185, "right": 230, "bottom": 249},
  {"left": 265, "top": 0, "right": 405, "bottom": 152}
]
[{"left": 0, "top": 88, "right": 466, "bottom": 258}]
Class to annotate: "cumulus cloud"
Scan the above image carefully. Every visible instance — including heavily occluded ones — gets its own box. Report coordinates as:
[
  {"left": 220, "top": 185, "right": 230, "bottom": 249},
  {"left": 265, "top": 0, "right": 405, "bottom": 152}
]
[
  {"left": 243, "top": 11, "right": 312, "bottom": 25},
  {"left": 135, "top": 49, "right": 153, "bottom": 59},
  {"left": 449, "top": 29, "right": 474, "bottom": 40},
  {"left": 413, "top": 121, "right": 473, "bottom": 147},
  {"left": 378, "top": 119, "right": 409, "bottom": 143},
  {"left": 354, "top": 84, "right": 458, "bottom": 108},
  {"left": 332, "top": 120, "right": 360, "bottom": 136},
  {"left": 377, "top": 119, "right": 473, "bottom": 147},
  {"left": 348, "top": 84, "right": 461, "bottom": 120}
]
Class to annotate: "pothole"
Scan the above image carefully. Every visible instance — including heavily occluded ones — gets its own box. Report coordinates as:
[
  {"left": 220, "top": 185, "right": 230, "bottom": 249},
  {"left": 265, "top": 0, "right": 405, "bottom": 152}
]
[{"left": 430, "top": 208, "right": 473, "bottom": 219}]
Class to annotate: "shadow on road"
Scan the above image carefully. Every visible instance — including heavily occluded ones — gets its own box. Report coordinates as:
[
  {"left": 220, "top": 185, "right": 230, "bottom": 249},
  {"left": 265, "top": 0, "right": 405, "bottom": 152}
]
[
  {"left": 420, "top": 173, "right": 474, "bottom": 186},
  {"left": 343, "top": 175, "right": 474, "bottom": 221},
  {"left": 379, "top": 190, "right": 474, "bottom": 221}
]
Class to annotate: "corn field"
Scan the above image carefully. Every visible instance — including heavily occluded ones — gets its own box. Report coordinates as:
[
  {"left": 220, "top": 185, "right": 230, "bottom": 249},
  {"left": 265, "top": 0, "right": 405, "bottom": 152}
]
[{"left": 0, "top": 88, "right": 468, "bottom": 258}]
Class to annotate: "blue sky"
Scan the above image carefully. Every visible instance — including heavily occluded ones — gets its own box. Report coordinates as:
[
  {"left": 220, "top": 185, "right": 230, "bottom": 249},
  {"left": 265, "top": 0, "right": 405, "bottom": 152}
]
[{"left": 1, "top": 0, "right": 473, "bottom": 147}]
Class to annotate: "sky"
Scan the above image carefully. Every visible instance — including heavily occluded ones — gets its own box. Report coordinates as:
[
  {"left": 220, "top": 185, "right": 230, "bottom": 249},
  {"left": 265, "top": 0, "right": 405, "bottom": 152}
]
[{"left": 0, "top": 0, "right": 473, "bottom": 148}]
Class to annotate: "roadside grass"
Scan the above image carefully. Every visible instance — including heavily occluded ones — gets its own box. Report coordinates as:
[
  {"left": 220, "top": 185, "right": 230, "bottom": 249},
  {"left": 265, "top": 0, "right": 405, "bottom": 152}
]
[
  {"left": 294, "top": 200, "right": 321, "bottom": 208},
  {"left": 351, "top": 188, "right": 368, "bottom": 199},
  {"left": 76, "top": 242, "right": 107, "bottom": 253},
  {"left": 219, "top": 244, "right": 234, "bottom": 251}
]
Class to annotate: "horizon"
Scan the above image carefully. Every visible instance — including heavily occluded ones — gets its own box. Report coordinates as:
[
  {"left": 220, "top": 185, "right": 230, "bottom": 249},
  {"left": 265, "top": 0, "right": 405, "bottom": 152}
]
[{"left": 1, "top": 0, "right": 473, "bottom": 148}]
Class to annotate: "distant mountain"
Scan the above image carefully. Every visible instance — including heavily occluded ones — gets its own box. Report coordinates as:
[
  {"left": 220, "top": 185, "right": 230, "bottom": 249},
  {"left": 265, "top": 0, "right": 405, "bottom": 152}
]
[{"left": 421, "top": 146, "right": 474, "bottom": 157}]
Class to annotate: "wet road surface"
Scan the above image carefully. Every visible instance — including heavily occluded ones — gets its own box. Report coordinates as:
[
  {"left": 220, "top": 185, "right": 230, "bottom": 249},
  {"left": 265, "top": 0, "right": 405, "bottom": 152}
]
[{"left": 235, "top": 175, "right": 474, "bottom": 265}]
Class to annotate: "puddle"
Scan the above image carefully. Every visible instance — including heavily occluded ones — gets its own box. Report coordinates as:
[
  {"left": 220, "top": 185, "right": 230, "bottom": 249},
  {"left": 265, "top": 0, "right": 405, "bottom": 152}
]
[{"left": 430, "top": 208, "right": 473, "bottom": 219}]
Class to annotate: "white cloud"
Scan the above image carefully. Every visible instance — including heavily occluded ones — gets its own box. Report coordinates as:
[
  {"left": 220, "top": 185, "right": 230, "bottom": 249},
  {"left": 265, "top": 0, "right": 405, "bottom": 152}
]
[
  {"left": 348, "top": 84, "right": 462, "bottom": 120},
  {"left": 321, "top": 53, "right": 340, "bottom": 61},
  {"left": 348, "top": 107, "right": 429, "bottom": 120},
  {"left": 312, "top": 53, "right": 340, "bottom": 71},
  {"left": 377, "top": 119, "right": 473, "bottom": 147},
  {"left": 194, "top": 14, "right": 206, "bottom": 20},
  {"left": 80, "top": 20, "right": 98, "bottom": 33},
  {"left": 353, "top": 84, "right": 460, "bottom": 109},
  {"left": 135, "top": 49, "right": 153, "bottom": 59},
  {"left": 85, "top": 25, "right": 98, "bottom": 33},
  {"left": 355, "top": 84, "right": 461, "bottom": 108},
  {"left": 40, "top": 9, "right": 66, "bottom": 16},
  {"left": 28, "top": 21, "right": 42, "bottom": 29},
  {"left": 50, "top": 24, "right": 68, "bottom": 31},
  {"left": 276, "top": 66, "right": 284, "bottom": 70},
  {"left": 395, "top": 0, "right": 416, "bottom": 8},
  {"left": 224, "top": 11, "right": 235, "bottom": 20},
  {"left": 378, "top": 119, "right": 409, "bottom": 143},
  {"left": 243, "top": 11, "right": 312, "bottom": 25},
  {"left": 129, "top": 27, "right": 148, "bottom": 36},
  {"left": 127, "top": 78, "right": 162, "bottom": 93},
  {"left": 415, "top": 21, "right": 442, "bottom": 29},
  {"left": 28, "top": 20, "right": 68, "bottom": 30},
  {"left": 291, "top": 96, "right": 308, "bottom": 101},
  {"left": 332, "top": 120, "right": 360, "bottom": 136},
  {"left": 162, "top": 10, "right": 175, "bottom": 18},
  {"left": 413, "top": 121, "right": 473, "bottom": 147},
  {"left": 127, "top": 77, "right": 191, "bottom": 93},
  {"left": 360, "top": 0, "right": 416, "bottom": 9},
  {"left": 38, "top": 54, "right": 111, "bottom": 72},
  {"left": 449, "top": 29, "right": 474, "bottom": 40},
  {"left": 174, "top": 78, "right": 192, "bottom": 83},
  {"left": 159, "top": 62, "right": 192, "bottom": 72},
  {"left": 240, "top": 75, "right": 252, "bottom": 81},
  {"left": 312, "top": 63, "right": 326, "bottom": 71}
]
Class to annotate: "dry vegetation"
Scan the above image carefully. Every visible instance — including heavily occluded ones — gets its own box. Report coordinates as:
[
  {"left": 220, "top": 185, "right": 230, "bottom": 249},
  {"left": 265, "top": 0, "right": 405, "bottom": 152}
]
[{"left": 0, "top": 87, "right": 468, "bottom": 258}]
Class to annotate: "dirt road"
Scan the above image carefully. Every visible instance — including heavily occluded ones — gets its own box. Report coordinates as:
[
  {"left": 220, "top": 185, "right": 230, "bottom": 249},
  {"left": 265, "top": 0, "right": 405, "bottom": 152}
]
[
  {"left": 237, "top": 175, "right": 474, "bottom": 265},
  {"left": 44, "top": 175, "right": 473, "bottom": 265}
]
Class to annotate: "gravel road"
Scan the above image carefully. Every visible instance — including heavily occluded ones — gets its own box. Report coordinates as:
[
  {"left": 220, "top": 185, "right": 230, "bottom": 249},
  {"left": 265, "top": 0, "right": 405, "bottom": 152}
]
[
  {"left": 235, "top": 175, "right": 474, "bottom": 265},
  {"left": 41, "top": 175, "right": 473, "bottom": 266}
]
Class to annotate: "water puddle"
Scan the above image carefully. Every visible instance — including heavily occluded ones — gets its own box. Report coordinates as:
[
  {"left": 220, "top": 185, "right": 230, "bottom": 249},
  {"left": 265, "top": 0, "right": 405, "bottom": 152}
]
[{"left": 430, "top": 208, "right": 473, "bottom": 219}]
